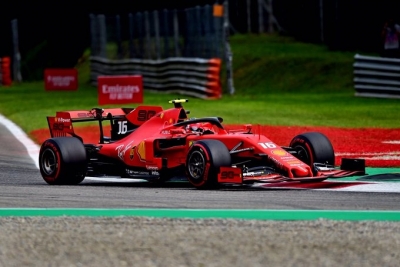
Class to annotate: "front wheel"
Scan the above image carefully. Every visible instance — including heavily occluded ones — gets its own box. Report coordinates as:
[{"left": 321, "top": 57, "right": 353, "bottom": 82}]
[
  {"left": 39, "top": 137, "right": 87, "bottom": 185},
  {"left": 289, "top": 132, "right": 335, "bottom": 172},
  {"left": 186, "top": 140, "right": 231, "bottom": 189}
]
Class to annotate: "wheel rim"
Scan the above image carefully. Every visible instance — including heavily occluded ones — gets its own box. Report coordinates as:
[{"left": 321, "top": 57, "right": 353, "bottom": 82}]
[
  {"left": 294, "top": 145, "right": 311, "bottom": 165},
  {"left": 41, "top": 148, "right": 58, "bottom": 176},
  {"left": 188, "top": 150, "right": 206, "bottom": 180}
]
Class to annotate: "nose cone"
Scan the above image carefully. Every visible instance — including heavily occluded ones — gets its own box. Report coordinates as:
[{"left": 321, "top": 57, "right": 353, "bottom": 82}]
[{"left": 291, "top": 166, "right": 312, "bottom": 177}]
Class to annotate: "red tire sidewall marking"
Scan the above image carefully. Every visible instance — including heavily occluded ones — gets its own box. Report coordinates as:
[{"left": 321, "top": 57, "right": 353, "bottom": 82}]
[
  {"left": 303, "top": 141, "right": 314, "bottom": 166},
  {"left": 291, "top": 138, "right": 314, "bottom": 166},
  {"left": 190, "top": 144, "right": 211, "bottom": 187},
  {"left": 41, "top": 141, "right": 62, "bottom": 182}
]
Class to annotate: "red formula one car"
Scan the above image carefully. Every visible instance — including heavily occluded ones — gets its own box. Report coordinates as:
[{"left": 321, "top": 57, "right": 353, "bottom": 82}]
[{"left": 39, "top": 99, "right": 365, "bottom": 189}]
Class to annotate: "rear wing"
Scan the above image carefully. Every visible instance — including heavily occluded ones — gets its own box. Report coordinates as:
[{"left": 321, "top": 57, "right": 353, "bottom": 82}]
[
  {"left": 46, "top": 108, "right": 133, "bottom": 138},
  {"left": 46, "top": 106, "right": 164, "bottom": 139},
  {"left": 57, "top": 108, "right": 132, "bottom": 121}
]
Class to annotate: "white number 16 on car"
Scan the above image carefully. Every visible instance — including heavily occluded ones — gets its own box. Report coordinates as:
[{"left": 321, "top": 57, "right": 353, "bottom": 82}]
[{"left": 258, "top": 142, "right": 276, "bottom": 149}]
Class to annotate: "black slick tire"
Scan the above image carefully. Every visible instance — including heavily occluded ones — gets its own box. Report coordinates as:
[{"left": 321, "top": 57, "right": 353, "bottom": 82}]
[{"left": 39, "top": 137, "right": 87, "bottom": 185}]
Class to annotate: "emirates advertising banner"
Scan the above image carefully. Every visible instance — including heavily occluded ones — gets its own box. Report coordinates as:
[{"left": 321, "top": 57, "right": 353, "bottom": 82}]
[
  {"left": 97, "top": 75, "right": 143, "bottom": 105},
  {"left": 44, "top": 69, "right": 78, "bottom": 90}
]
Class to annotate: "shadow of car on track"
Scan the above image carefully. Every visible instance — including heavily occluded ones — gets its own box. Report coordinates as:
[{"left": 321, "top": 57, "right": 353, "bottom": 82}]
[{"left": 78, "top": 179, "right": 290, "bottom": 192}]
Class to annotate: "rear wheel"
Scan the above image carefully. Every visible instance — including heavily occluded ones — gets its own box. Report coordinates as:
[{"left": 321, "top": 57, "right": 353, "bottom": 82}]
[
  {"left": 289, "top": 132, "right": 335, "bottom": 172},
  {"left": 186, "top": 140, "right": 231, "bottom": 189},
  {"left": 39, "top": 137, "right": 87, "bottom": 185}
]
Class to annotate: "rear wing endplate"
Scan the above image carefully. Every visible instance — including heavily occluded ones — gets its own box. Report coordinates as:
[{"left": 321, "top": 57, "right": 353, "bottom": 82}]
[{"left": 47, "top": 112, "right": 75, "bottom": 138}]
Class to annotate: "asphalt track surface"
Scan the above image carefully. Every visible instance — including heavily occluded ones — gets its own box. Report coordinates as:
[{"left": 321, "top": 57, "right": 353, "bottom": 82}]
[{"left": 2, "top": 117, "right": 400, "bottom": 212}]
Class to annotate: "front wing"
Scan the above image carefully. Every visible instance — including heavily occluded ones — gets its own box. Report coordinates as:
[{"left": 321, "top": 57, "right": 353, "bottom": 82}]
[{"left": 218, "top": 167, "right": 365, "bottom": 184}]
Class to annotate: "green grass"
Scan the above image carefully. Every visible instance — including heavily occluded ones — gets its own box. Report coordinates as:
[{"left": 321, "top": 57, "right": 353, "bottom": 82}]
[{"left": 1, "top": 33, "right": 399, "bottom": 139}]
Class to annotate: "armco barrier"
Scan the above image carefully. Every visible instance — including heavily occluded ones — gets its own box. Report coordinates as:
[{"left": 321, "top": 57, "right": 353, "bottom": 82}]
[
  {"left": 353, "top": 54, "right": 400, "bottom": 99},
  {"left": 90, "top": 56, "right": 222, "bottom": 99},
  {"left": 0, "top": 57, "right": 12, "bottom": 86}
]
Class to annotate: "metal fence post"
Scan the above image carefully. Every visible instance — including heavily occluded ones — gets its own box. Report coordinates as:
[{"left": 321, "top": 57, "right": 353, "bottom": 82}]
[
  {"left": 319, "top": 0, "right": 324, "bottom": 43},
  {"left": 11, "top": 19, "right": 22, "bottom": 82},
  {"left": 163, "top": 9, "right": 170, "bottom": 58},
  {"left": 204, "top": 5, "right": 212, "bottom": 58},
  {"left": 266, "top": 0, "right": 273, "bottom": 33},
  {"left": 136, "top": 12, "right": 144, "bottom": 59},
  {"left": 89, "top": 14, "right": 98, "bottom": 57},
  {"left": 184, "top": 8, "right": 192, "bottom": 57},
  {"left": 213, "top": 4, "right": 224, "bottom": 59},
  {"left": 262, "top": 0, "right": 282, "bottom": 33},
  {"left": 116, "top": 15, "right": 123, "bottom": 59},
  {"left": 247, "top": 0, "right": 251, "bottom": 33},
  {"left": 98, "top": 14, "right": 107, "bottom": 58},
  {"left": 258, "top": 0, "right": 264, "bottom": 33},
  {"left": 224, "top": 0, "right": 235, "bottom": 94},
  {"left": 195, "top": 6, "right": 203, "bottom": 57},
  {"left": 173, "top": 9, "right": 180, "bottom": 57},
  {"left": 128, "top": 13, "right": 135, "bottom": 58},
  {"left": 153, "top": 10, "right": 161, "bottom": 59},
  {"left": 144, "top": 11, "right": 151, "bottom": 59}
]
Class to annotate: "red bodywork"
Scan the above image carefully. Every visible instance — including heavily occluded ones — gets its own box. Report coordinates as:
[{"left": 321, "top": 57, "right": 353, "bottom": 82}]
[{"left": 45, "top": 100, "right": 364, "bottom": 185}]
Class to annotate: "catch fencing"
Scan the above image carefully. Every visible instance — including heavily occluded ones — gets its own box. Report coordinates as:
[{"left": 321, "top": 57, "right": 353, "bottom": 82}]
[
  {"left": 90, "top": 4, "right": 228, "bottom": 99},
  {"left": 353, "top": 54, "right": 400, "bottom": 99}
]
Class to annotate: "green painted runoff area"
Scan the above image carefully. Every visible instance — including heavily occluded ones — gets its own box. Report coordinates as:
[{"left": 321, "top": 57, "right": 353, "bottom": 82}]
[
  {"left": 338, "top": 167, "right": 400, "bottom": 182},
  {"left": 0, "top": 208, "right": 399, "bottom": 221},
  {"left": 366, "top": 167, "right": 400, "bottom": 175}
]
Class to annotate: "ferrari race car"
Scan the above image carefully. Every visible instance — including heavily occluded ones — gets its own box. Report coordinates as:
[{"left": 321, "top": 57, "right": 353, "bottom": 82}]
[{"left": 39, "top": 99, "right": 365, "bottom": 189}]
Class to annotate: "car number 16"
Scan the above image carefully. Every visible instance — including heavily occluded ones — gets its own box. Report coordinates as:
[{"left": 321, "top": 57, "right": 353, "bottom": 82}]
[
  {"left": 259, "top": 142, "right": 276, "bottom": 149},
  {"left": 117, "top": 121, "right": 128, "bottom": 134}
]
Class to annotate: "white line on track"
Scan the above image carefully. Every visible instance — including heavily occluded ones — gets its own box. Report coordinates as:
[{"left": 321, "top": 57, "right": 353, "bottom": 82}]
[
  {"left": 0, "top": 114, "right": 40, "bottom": 169},
  {"left": 319, "top": 183, "right": 400, "bottom": 193},
  {"left": 382, "top": 140, "right": 400, "bottom": 144},
  {"left": 336, "top": 152, "right": 400, "bottom": 156},
  {"left": 336, "top": 152, "right": 400, "bottom": 161}
]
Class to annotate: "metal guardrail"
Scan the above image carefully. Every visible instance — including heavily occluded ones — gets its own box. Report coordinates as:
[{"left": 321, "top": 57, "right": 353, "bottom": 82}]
[
  {"left": 90, "top": 56, "right": 222, "bottom": 99},
  {"left": 353, "top": 54, "right": 400, "bottom": 99}
]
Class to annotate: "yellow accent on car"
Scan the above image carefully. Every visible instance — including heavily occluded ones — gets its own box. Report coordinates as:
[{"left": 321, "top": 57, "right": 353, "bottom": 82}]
[
  {"left": 168, "top": 99, "right": 188, "bottom": 104},
  {"left": 137, "top": 141, "right": 146, "bottom": 161}
]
